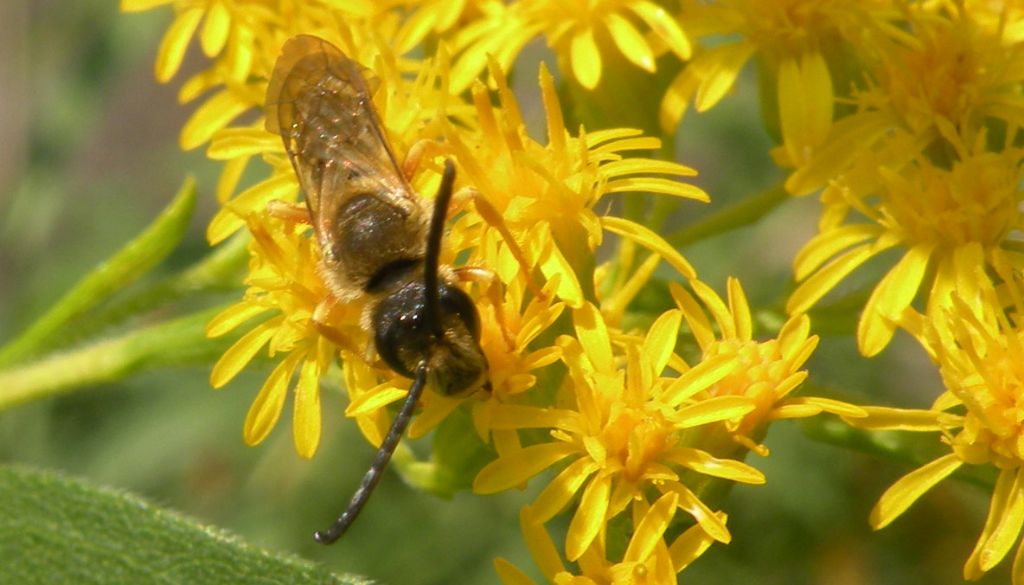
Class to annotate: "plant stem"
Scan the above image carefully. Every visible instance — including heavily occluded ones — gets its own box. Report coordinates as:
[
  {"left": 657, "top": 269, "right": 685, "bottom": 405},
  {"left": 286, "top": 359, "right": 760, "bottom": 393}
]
[{"left": 665, "top": 182, "right": 789, "bottom": 248}]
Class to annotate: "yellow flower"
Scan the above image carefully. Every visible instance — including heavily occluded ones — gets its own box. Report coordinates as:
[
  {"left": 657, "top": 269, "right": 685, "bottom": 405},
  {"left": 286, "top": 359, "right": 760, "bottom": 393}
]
[
  {"left": 443, "top": 60, "right": 707, "bottom": 308},
  {"left": 788, "top": 5, "right": 1024, "bottom": 195},
  {"left": 205, "top": 214, "right": 363, "bottom": 458},
  {"left": 449, "top": 0, "right": 691, "bottom": 91},
  {"left": 851, "top": 263, "right": 1024, "bottom": 583},
  {"left": 474, "top": 301, "right": 766, "bottom": 561},
  {"left": 476, "top": 277, "right": 853, "bottom": 575},
  {"left": 670, "top": 277, "right": 861, "bottom": 455},
  {"left": 662, "top": 0, "right": 901, "bottom": 165},
  {"left": 788, "top": 142, "right": 1024, "bottom": 357},
  {"left": 495, "top": 501, "right": 721, "bottom": 585}
]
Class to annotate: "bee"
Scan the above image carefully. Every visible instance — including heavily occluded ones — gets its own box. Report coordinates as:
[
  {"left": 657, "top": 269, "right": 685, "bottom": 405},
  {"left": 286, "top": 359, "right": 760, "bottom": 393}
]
[{"left": 265, "top": 35, "right": 488, "bottom": 544}]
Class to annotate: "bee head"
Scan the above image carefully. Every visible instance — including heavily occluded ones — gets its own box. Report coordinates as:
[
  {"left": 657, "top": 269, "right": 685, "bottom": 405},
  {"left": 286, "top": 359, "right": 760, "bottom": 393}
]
[{"left": 372, "top": 279, "right": 487, "bottom": 396}]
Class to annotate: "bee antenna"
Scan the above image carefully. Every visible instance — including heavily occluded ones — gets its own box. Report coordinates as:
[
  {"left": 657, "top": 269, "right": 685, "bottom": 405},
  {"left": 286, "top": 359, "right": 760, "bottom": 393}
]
[
  {"left": 313, "top": 363, "right": 429, "bottom": 544},
  {"left": 423, "top": 160, "right": 457, "bottom": 336}
]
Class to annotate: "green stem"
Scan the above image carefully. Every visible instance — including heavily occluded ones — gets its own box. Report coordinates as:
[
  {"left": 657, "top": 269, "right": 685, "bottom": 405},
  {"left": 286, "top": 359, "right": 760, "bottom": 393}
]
[
  {"left": 0, "top": 307, "right": 232, "bottom": 411},
  {"left": 664, "top": 182, "right": 789, "bottom": 248},
  {"left": 801, "top": 415, "right": 997, "bottom": 490}
]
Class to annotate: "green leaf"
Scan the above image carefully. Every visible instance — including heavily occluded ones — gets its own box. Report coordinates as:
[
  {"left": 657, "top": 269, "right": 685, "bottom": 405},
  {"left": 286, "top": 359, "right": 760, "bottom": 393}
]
[
  {"left": 0, "top": 307, "right": 233, "bottom": 411},
  {"left": 0, "top": 178, "right": 198, "bottom": 367},
  {"left": 0, "top": 464, "right": 366, "bottom": 585}
]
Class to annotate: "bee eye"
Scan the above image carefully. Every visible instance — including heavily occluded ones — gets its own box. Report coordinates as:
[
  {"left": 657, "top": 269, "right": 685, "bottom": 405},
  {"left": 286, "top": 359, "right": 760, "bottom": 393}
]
[{"left": 438, "top": 283, "right": 481, "bottom": 341}]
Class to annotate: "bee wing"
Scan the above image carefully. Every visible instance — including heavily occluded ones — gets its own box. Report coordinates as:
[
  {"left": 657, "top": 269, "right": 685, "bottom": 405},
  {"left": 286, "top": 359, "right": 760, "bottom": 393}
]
[{"left": 265, "top": 35, "right": 413, "bottom": 236}]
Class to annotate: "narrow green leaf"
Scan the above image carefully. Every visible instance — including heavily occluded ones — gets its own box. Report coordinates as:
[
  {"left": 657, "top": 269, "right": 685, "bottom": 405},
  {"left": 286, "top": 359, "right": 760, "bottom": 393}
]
[
  {"left": 0, "top": 178, "right": 198, "bottom": 367},
  {"left": 0, "top": 307, "right": 233, "bottom": 411},
  {"left": 0, "top": 464, "right": 365, "bottom": 584}
]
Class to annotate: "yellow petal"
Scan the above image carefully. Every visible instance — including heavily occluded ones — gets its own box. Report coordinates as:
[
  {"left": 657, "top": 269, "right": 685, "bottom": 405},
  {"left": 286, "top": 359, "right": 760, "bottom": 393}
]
[
  {"left": 487, "top": 404, "right": 578, "bottom": 431},
  {"left": 210, "top": 317, "right": 280, "bottom": 388},
  {"left": 602, "top": 216, "right": 696, "bottom": 279},
  {"left": 474, "top": 442, "right": 577, "bottom": 494},
  {"left": 215, "top": 155, "right": 250, "bottom": 205},
  {"left": 1012, "top": 533, "right": 1024, "bottom": 585},
  {"left": 787, "top": 243, "right": 879, "bottom": 314},
  {"left": 120, "top": 0, "right": 173, "bottom": 11},
  {"left": 842, "top": 406, "right": 945, "bottom": 430},
  {"left": 206, "top": 302, "right": 268, "bottom": 338},
  {"left": 695, "top": 42, "right": 755, "bottom": 112},
  {"left": 539, "top": 236, "right": 584, "bottom": 308},
  {"left": 223, "top": 22, "right": 253, "bottom": 84},
  {"left": 666, "top": 448, "right": 765, "bottom": 484},
  {"left": 980, "top": 469, "right": 1024, "bottom": 571},
  {"left": 155, "top": 7, "right": 203, "bottom": 83},
  {"left": 669, "top": 483, "right": 730, "bottom": 542},
  {"left": 669, "top": 282, "right": 714, "bottom": 349},
  {"left": 858, "top": 243, "right": 933, "bottom": 357},
  {"left": 726, "top": 277, "right": 751, "bottom": 340},
  {"left": 669, "top": 513, "right": 721, "bottom": 569},
  {"left": 566, "top": 473, "right": 611, "bottom": 560},
  {"left": 243, "top": 351, "right": 303, "bottom": 446},
  {"left": 778, "top": 52, "right": 833, "bottom": 165},
  {"left": 624, "top": 491, "right": 679, "bottom": 563},
  {"left": 773, "top": 396, "right": 867, "bottom": 420},
  {"left": 539, "top": 62, "right": 568, "bottom": 154},
  {"left": 674, "top": 395, "right": 755, "bottom": 428},
  {"left": 793, "top": 224, "right": 883, "bottom": 280},
  {"left": 180, "top": 89, "right": 253, "bottom": 151},
  {"left": 599, "top": 158, "right": 698, "bottom": 179},
  {"left": 292, "top": 350, "right": 325, "bottom": 459},
  {"left": 604, "top": 177, "right": 709, "bottom": 201},
  {"left": 785, "top": 112, "right": 892, "bottom": 195},
  {"left": 573, "top": 302, "right": 614, "bottom": 374},
  {"left": 409, "top": 393, "right": 466, "bottom": 439},
  {"left": 345, "top": 384, "right": 407, "bottom": 417},
  {"left": 660, "top": 68, "right": 699, "bottom": 132},
  {"left": 520, "top": 507, "right": 566, "bottom": 581},
  {"left": 604, "top": 13, "right": 654, "bottom": 71},
  {"left": 870, "top": 453, "right": 962, "bottom": 529},
  {"left": 200, "top": 1, "right": 231, "bottom": 57},
  {"left": 643, "top": 309, "right": 681, "bottom": 375},
  {"left": 207, "top": 127, "right": 280, "bottom": 159},
  {"left": 661, "top": 354, "right": 736, "bottom": 405},
  {"left": 571, "top": 28, "right": 602, "bottom": 89},
  {"left": 494, "top": 558, "right": 537, "bottom": 585},
  {"left": 630, "top": 2, "right": 690, "bottom": 59},
  {"left": 532, "top": 458, "right": 600, "bottom": 523},
  {"left": 778, "top": 313, "right": 811, "bottom": 358},
  {"left": 966, "top": 468, "right": 1019, "bottom": 578},
  {"left": 690, "top": 279, "right": 733, "bottom": 338}
]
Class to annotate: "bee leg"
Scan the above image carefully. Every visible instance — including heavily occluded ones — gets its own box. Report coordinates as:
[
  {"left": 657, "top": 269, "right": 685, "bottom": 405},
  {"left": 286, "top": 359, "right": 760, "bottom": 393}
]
[
  {"left": 266, "top": 199, "right": 311, "bottom": 224},
  {"left": 454, "top": 186, "right": 546, "bottom": 300},
  {"left": 401, "top": 139, "right": 445, "bottom": 181},
  {"left": 454, "top": 267, "right": 515, "bottom": 350},
  {"left": 310, "top": 297, "right": 361, "bottom": 355}
]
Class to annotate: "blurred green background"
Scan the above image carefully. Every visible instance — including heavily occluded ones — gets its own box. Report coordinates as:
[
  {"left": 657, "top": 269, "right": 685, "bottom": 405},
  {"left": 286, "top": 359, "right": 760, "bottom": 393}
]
[{"left": 0, "top": 2, "right": 1007, "bottom": 584}]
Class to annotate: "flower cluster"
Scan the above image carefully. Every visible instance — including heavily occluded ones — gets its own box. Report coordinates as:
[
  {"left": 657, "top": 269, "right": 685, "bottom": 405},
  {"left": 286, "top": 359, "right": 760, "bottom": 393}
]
[{"left": 132, "top": 0, "right": 1024, "bottom": 582}]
